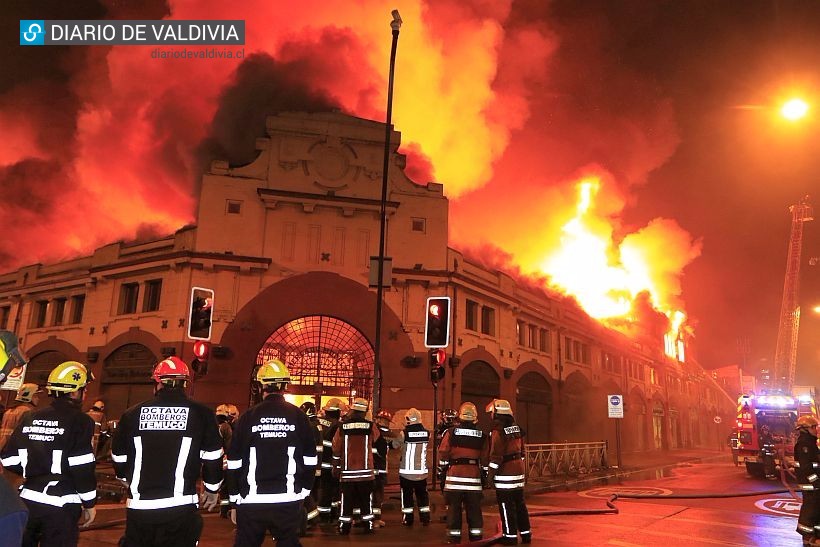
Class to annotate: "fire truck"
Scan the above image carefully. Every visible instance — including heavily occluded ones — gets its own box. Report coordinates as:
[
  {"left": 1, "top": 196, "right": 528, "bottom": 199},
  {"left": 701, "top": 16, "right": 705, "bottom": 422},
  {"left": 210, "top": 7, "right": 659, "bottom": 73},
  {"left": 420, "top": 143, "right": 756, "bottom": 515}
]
[{"left": 734, "top": 391, "right": 818, "bottom": 477}]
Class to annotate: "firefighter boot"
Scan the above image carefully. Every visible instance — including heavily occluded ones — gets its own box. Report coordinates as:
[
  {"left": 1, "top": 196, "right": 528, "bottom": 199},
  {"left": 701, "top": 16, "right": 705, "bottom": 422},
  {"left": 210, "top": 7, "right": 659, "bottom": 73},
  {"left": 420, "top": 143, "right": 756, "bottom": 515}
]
[
  {"left": 402, "top": 513, "right": 414, "bottom": 526},
  {"left": 337, "top": 522, "right": 351, "bottom": 536},
  {"left": 520, "top": 531, "right": 532, "bottom": 544}
]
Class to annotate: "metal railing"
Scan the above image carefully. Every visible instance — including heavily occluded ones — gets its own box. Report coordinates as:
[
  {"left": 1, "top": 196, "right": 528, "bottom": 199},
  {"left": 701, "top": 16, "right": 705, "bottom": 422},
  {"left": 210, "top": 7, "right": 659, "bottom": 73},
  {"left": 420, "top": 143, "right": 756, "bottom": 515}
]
[{"left": 524, "top": 441, "right": 609, "bottom": 479}]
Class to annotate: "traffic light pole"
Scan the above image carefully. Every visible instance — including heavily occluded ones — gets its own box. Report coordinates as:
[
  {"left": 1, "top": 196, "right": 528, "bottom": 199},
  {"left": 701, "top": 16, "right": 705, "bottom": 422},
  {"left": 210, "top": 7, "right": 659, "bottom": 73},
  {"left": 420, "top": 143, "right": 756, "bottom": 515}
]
[
  {"left": 373, "top": 11, "right": 402, "bottom": 414},
  {"left": 432, "top": 378, "right": 438, "bottom": 490}
]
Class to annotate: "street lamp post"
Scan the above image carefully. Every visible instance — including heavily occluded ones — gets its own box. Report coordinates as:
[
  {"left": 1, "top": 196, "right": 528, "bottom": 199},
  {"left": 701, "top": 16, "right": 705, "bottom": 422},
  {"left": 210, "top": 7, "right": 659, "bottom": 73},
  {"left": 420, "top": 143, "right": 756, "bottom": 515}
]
[{"left": 373, "top": 10, "right": 402, "bottom": 413}]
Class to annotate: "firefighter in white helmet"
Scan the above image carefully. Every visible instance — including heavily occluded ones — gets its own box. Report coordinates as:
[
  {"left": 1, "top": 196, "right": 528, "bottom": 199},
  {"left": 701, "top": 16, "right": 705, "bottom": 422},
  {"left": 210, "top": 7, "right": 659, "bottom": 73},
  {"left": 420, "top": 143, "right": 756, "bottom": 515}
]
[
  {"left": 332, "top": 396, "right": 381, "bottom": 535},
  {"left": 1, "top": 361, "right": 97, "bottom": 545},
  {"left": 398, "top": 407, "right": 431, "bottom": 526},
  {"left": 317, "top": 397, "right": 345, "bottom": 522},
  {"left": 112, "top": 357, "right": 223, "bottom": 546},
  {"left": 486, "top": 399, "right": 531, "bottom": 544},
  {"left": 795, "top": 415, "right": 820, "bottom": 546},
  {"left": 226, "top": 358, "right": 317, "bottom": 546},
  {"left": 437, "top": 401, "right": 489, "bottom": 543}
]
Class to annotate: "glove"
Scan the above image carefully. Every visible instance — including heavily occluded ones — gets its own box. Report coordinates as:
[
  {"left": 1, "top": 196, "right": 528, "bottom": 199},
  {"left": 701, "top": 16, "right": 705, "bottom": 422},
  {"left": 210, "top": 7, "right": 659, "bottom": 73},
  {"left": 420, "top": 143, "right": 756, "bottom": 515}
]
[
  {"left": 200, "top": 491, "right": 219, "bottom": 512},
  {"left": 229, "top": 508, "right": 237, "bottom": 525},
  {"left": 485, "top": 471, "right": 496, "bottom": 489},
  {"left": 481, "top": 468, "right": 491, "bottom": 489},
  {"left": 80, "top": 507, "right": 97, "bottom": 528}
]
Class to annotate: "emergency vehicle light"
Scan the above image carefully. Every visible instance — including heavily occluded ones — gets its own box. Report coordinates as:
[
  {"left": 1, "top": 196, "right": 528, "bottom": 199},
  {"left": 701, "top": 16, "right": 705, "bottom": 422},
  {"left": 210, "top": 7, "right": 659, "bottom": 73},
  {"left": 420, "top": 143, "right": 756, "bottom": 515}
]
[{"left": 756, "top": 395, "right": 795, "bottom": 407}]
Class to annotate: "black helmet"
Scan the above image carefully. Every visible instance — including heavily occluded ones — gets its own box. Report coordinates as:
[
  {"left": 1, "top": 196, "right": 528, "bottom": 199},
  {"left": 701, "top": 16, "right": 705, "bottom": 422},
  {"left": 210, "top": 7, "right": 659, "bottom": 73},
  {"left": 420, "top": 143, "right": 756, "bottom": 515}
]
[
  {"left": 300, "top": 402, "right": 317, "bottom": 418},
  {"left": 442, "top": 408, "right": 457, "bottom": 423}
]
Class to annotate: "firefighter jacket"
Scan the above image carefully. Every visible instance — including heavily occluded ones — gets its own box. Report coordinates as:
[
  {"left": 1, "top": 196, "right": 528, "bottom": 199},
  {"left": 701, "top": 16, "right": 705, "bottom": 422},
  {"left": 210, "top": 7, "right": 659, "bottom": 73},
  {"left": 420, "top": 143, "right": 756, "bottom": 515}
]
[
  {"left": 111, "top": 387, "right": 224, "bottom": 510},
  {"left": 0, "top": 402, "right": 36, "bottom": 451},
  {"left": 309, "top": 418, "right": 323, "bottom": 478},
  {"left": 226, "top": 393, "right": 317, "bottom": 505},
  {"left": 438, "top": 423, "right": 488, "bottom": 492},
  {"left": 488, "top": 417, "right": 526, "bottom": 490},
  {"left": 319, "top": 416, "right": 339, "bottom": 473},
  {"left": 332, "top": 415, "right": 381, "bottom": 482},
  {"left": 794, "top": 429, "right": 820, "bottom": 490},
  {"left": 373, "top": 424, "right": 391, "bottom": 476},
  {"left": 399, "top": 423, "right": 430, "bottom": 480},
  {"left": 0, "top": 397, "right": 97, "bottom": 508}
]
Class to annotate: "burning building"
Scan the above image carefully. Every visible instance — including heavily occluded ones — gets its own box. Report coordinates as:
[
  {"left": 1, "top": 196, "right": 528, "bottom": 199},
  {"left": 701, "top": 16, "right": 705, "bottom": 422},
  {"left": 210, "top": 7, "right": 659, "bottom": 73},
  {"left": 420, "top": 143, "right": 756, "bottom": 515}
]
[{"left": 0, "top": 111, "right": 735, "bottom": 451}]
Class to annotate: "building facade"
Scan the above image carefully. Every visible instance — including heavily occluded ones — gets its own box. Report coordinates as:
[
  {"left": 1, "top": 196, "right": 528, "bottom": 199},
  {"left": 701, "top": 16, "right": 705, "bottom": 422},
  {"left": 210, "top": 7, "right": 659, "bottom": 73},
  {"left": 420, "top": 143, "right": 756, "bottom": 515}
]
[{"left": 0, "top": 112, "right": 736, "bottom": 451}]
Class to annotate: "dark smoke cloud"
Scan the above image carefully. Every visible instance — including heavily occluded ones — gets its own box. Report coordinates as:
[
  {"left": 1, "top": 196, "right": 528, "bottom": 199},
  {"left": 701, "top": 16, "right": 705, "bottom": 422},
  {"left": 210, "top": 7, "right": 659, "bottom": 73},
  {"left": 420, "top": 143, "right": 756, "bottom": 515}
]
[{"left": 195, "top": 53, "right": 341, "bottom": 173}]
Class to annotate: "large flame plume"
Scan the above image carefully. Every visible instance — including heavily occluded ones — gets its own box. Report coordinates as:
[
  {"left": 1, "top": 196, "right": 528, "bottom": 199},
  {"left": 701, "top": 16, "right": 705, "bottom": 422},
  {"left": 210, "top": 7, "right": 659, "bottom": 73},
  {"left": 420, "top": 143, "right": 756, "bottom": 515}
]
[{"left": 1, "top": 1, "right": 699, "bottom": 345}]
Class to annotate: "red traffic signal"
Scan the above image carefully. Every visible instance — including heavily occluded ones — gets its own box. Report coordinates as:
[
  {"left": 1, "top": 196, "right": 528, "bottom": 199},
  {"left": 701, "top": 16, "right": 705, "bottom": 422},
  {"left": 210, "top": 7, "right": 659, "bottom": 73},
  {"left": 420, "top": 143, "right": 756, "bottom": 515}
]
[
  {"left": 193, "top": 340, "right": 210, "bottom": 359},
  {"left": 424, "top": 296, "right": 451, "bottom": 348},
  {"left": 429, "top": 348, "right": 446, "bottom": 384}
]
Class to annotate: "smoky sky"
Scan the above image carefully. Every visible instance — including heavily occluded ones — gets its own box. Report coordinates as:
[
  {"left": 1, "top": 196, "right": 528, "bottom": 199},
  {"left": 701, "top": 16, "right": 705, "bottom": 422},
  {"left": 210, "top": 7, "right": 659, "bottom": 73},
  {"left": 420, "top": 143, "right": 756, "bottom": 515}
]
[{"left": 1, "top": 0, "right": 818, "bottom": 389}]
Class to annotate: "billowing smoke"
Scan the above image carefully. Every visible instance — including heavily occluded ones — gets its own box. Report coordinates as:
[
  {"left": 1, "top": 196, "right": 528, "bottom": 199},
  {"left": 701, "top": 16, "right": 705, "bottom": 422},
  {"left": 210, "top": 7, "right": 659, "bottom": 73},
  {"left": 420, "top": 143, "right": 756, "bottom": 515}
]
[{"left": 0, "top": 0, "right": 700, "bottom": 339}]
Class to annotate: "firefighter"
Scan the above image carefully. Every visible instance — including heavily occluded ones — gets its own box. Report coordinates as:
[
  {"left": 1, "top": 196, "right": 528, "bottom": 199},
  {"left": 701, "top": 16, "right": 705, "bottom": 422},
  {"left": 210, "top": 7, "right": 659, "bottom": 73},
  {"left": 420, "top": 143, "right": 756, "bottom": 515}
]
[
  {"left": 298, "top": 401, "right": 322, "bottom": 533},
  {"left": 216, "top": 403, "right": 240, "bottom": 519},
  {"left": 332, "top": 397, "right": 381, "bottom": 535},
  {"left": 372, "top": 409, "right": 395, "bottom": 527},
  {"left": 86, "top": 399, "right": 109, "bottom": 459},
  {"left": 759, "top": 424, "right": 777, "bottom": 479},
  {"left": 0, "top": 330, "right": 27, "bottom": 385},
  {"left": 111, "top": 357, "right": 223, "bottom": 547},
  {"left": 317, "top": 398, "right": 344, "bottom": 523},
  {"left": 398, "top": 407, "right": 431, "bottom": 526},
  {"left": 795, "top": 415, "right": 820, "bottom": 546},
  {"left": 0, "top": 361, "right": 97, "bottom": 546},
  {"left": 226, "top": 358, "right": 317, "bottom": 547},
  {"left": 0, "top": 383, "right": 42, "bottom": 452},
  {"left": 438, "top": 401, "right": 489, "bottom": 543},
  {"left": 486, "top": 399, "right": 532, "bottom": 545}
]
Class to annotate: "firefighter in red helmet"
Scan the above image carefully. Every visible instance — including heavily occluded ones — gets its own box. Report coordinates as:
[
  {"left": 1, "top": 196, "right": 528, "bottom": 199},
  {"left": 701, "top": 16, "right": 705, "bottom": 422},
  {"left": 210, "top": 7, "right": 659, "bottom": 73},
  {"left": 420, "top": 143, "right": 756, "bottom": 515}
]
[{"left": 112, "top": 357, "right": 223, "bottom": 547}]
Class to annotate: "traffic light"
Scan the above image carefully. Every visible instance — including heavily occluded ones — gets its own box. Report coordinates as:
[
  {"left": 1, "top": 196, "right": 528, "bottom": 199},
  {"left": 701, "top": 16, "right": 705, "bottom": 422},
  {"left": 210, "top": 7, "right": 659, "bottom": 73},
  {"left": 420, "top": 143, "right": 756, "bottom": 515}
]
[
  {"left": 188, "top": 287, "right": 214, "bottom": 341},
  {"left": 424, "top": 296, "right": 451, "bottom": 348},
  {"left": 430, "top": 348, "right": 446, "bottom": 384},
  {"left": 191, "top": 340, "right": 210, "bottom": 378}
]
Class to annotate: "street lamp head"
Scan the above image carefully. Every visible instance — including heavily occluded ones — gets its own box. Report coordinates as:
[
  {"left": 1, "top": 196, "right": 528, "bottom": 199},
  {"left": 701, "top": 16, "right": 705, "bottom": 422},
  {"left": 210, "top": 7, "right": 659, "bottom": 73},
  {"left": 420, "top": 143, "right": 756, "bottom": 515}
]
[
  {"left": 391, "top": 10, "right": 402, "bottom": 31},
  {"left": 780, "top": 98, "right": 809, "bottom": 121}
]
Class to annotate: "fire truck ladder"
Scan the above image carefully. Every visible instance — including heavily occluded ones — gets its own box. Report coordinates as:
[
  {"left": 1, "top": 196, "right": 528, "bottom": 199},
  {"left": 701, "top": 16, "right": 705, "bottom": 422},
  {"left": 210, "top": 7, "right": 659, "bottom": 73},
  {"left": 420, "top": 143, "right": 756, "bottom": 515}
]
[{"left": 773, "top": 195, "right": 813, "bottom": 393}]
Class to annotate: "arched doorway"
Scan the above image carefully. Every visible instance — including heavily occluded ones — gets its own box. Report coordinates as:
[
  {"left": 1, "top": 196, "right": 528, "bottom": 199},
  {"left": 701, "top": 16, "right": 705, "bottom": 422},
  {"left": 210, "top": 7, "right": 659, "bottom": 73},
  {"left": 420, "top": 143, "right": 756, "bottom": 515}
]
[
  {"left": 461, "top": 361, "right": 500, "bottom": 431},
  {"left": 516, "top": 372, "right": 552, "bottom": 443},
  {"left": 559, "top": 371, "right": 594, "bottom": 441},
  {"left": 100, "top": 343, "right": 157, "bottom": 419},
  {"left": 253, "top": 315, "right": 374, "bottom": 410},
  {"left": 627, "top": 388, "right": 648, "bottom": 452},
  {"left": 25, "top": 350, "right": 68, "bottom": 388}
]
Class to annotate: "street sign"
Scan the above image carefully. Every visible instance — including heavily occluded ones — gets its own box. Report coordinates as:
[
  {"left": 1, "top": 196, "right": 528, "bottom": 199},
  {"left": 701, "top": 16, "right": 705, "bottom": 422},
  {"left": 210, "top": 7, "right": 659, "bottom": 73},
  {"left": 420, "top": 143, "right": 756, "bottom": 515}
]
[{"left": 608, "top": 394, "right": 624, "bottom": 418}]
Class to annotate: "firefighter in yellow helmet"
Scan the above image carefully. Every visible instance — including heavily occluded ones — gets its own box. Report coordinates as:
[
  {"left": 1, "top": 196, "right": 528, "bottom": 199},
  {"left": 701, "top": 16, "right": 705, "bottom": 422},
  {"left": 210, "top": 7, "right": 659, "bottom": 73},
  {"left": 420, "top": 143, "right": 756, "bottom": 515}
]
[
  {"left": 317, "top": 397, "right": 345, "bottom": 522},
  {"left": 486, "top": 399, "right": 531, "bottom": 544},
  {"left": 1, "top": 361, "right": 97, "bottom": 545},
  {"left": 795, "top": 415, "right": 820, "bottom": 545},
  {"left": 398, "top": 407, "right": 432, "bottom": 526},
  {"left": 331, "top": 397, "right": 381, "bottom": 535},
  {"left": 226, "top": 358, "right": 317, "bottom": 546},
  {"left": 437, "top": 401, "right": 489, "bottom": 543}
]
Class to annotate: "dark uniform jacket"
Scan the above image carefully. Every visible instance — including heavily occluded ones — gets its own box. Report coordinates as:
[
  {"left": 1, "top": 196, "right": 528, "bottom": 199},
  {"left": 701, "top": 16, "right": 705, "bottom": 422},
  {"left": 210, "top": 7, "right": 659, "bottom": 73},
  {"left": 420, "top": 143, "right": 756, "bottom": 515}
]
[
  {"left": 373, "top": 424, "right": 391, "bottom": 477},
  {"left": 332, "top": 415, "right": 381, "bottom": 482},
  {"left": 795, "top": 429, "right": 820, "bottom": 490},
  {"left": 226, "top": 393, "right": 317, "bottom": 505},
  {"left": 488, "top": 418, "right": 526, "bottom": 489},
  {"left": 438, "top": 423, "right": 489, "bottom": 492},
  {"left": 0, "top": 397, "right": 97, "bottom": 508},
  {"left": 319, "top": 416, "right": 339, "bottom": 473},
  {"left": 111, "top": 388, "right": 223, "bottom": 510}
]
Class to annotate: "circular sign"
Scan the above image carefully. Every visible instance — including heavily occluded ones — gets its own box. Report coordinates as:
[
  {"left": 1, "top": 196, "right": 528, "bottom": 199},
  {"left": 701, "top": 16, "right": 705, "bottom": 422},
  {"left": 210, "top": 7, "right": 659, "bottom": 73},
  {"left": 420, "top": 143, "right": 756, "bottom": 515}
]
[
  {"left": 754, "top": 498, "right": 801, "bottom": 517},
  {"left": 610, "top": 395, "right": 621, "bottom": 406},
  {"left": 579, "top": 486, "right": 673, "bottom": 499},
  {"left": 713, "top": 416, "right": 722, "bottom": 424}
]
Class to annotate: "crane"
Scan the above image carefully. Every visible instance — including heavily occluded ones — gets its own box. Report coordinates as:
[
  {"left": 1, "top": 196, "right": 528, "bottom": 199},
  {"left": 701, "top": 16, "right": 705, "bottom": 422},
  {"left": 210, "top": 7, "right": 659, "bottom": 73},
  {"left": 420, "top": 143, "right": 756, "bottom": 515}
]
[{"left": 772, "top": 195, "right": 813, "bottom": 393}]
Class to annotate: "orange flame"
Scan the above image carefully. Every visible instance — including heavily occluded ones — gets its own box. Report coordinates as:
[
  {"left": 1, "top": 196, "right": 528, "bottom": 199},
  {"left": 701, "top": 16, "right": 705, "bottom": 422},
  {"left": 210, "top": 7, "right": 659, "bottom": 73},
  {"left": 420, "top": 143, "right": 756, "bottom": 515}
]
[{"left": 533, "top": 177, "right": 700, "bottom": 357}]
